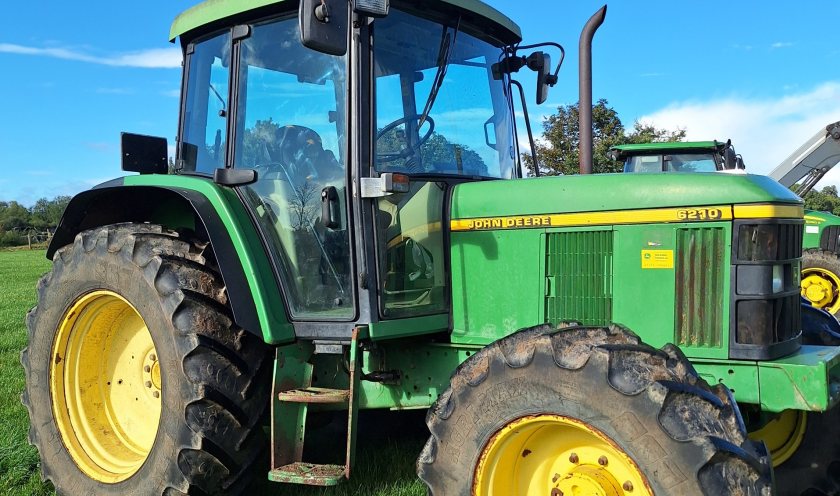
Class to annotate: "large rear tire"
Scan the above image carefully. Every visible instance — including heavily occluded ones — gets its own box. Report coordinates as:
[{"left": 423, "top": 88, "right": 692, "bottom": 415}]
[
  {"left": 417, "top": 324, "right": 772, "bottom": 495},
  {"left": 21, "top": 224, "right": 271, "bottom": 495}
]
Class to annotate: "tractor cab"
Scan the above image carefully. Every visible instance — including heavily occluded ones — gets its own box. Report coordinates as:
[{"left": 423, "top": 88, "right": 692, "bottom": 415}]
[
  {"left": 611, "top": 140, "right": 745, "bottom": 173},
  {"left": 168, "top": 0, "right": 541, "bottom": 336}
]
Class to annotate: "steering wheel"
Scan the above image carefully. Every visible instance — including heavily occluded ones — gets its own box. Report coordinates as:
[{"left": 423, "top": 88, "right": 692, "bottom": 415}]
[{"left": 376, "top": 115, "right": 435, "bottom": 163}]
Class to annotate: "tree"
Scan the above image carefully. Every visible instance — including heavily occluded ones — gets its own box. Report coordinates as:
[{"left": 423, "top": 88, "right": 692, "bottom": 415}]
[
  {"left": 30, "top": 196, "right": 71, "bottom": 230},
  {"left": 525, "top": 99, "right": 686, "bottom": 176},
  {"left": 803, "top": 185, "right": 840, "bottom": 215}
]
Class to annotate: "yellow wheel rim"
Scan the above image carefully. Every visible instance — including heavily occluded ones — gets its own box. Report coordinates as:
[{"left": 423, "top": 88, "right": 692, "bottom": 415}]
[
  {"left": 50, "top": 290, "right": 162, "bottom": 483},
  {"left": 474, "top": 414, "right": 652, "bottom": 496},
  {"left": 748, "top": 410, "right": 807, "bottom": 468},
  {"left": 801, "top": 268, "right": 840, "bottom": 314}
]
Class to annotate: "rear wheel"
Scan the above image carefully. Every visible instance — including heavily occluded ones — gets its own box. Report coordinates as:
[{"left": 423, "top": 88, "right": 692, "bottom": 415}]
[
  {"left": 418, "top": 324, "right": 772, "bottom": 495},
  {"left": 801, "top": 249, "right": 840, "bottom": 316},
  {"left": 22, "top": 224, "right": 271, "bottom": 495},
  {"left": 764, "top": 408, "right": 840, "bottom": 495}
]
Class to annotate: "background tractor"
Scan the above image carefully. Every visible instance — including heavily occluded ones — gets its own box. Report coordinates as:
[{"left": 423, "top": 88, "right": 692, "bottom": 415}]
[
  {"left": 612, "top": 123, "right": 840, "bottom": 320},
  {"left": 21, "top": 1, "right": 840, "bottom": 495}
]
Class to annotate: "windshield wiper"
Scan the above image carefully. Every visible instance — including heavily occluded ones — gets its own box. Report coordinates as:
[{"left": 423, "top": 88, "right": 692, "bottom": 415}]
[{"left": 418, "top": 17, "right": 461, "bottom": 128}]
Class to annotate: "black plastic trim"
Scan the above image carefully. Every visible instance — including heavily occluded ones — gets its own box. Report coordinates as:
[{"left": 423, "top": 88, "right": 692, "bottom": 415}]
[{"left": 729, "top": 218, "right": 803, "bottom": 360}]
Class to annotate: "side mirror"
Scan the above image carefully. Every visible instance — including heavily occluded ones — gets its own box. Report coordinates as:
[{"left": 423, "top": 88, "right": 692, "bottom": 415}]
[
  {"left": 723, "top": 147, "right": 738, "bottom": 170},
  {"left": 527, "top": 52, "right": 552, "bottom": 105},
  {"left": 736, "top": 156, "right": 746, "bottom": 169},
  {"left": 299, "top": 0, "right": 348, "bottom": 56},
  {"left": 121, "top": 133, "right": 168, "bottom": 174}
]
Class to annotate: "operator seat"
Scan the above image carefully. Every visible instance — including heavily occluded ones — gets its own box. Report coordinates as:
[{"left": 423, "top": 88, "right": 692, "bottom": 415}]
[{"left": 267, "top": 125, "right": 343, "bottom": 183}]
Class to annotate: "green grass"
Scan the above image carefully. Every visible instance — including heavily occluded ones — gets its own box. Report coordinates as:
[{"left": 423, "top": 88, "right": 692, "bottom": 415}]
[{"left": 0, "top": 250, "right": 426, "bottom": 495}]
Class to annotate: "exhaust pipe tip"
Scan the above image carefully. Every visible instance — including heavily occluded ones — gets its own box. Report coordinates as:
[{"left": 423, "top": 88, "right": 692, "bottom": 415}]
[{"left": 578, "top": 5, "right": 607, "bottom": 175}]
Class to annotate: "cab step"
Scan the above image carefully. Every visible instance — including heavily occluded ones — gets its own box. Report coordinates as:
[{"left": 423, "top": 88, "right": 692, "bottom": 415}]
[
  {"left": 269, "top": 462, "right": 345, "bottom": 486},
  {"left": 278, "top": 387, "right": 350, "bottom": 404}
]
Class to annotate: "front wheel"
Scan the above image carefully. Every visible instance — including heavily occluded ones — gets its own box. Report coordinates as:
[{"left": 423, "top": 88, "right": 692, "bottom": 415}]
[
  {"left": 801, "top": 249, "right": 840, "bottom": 316},
  {"left": 22, "top": 224, "right": 271, "bottom": 495},
  {"left": 417, "top": 324, "right": 772, "bottom": 495}
]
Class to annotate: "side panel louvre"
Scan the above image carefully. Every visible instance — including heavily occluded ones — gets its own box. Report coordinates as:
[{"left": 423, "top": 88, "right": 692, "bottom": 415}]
[
  {"left": 675, "top": 227, "right": 725, "bottom": 347},
  {"left": 545, "top": 231, "right": 613, "bottom": 326}
]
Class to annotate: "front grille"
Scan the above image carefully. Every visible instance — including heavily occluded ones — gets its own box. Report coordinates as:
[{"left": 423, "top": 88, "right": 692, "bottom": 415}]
[
  {"left": 820, "top": 225, "right": 840, "bottom": 254},
  {"left": 730, "top": 219, "right": 803, "bottom": 360}
]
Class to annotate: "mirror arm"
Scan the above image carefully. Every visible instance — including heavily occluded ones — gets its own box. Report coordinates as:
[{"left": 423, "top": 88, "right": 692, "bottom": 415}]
[{"left": 511, "top": 80, "right": 540, "bottom": 177}]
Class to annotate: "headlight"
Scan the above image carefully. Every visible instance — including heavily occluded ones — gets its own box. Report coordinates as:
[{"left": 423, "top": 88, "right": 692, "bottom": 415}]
[{"left": 738, "top": 224, "right": 779, "bottom": 261}]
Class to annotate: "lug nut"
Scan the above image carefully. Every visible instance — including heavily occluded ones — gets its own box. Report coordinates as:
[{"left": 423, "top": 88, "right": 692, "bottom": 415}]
[
  {"left": 598, "top": 456, "right": 608, "bottom": 466},
  {"left": 149, "top": 354, "right": 156, "bottom": 361},
  {"left": 144, "top": 365, "right": 151, "bottom": 373},
  {"left": 145, "top": 381, "right": 152, "bottom": 388},
  {"left": 153, "top": 391, "right": 160, "bottom": 398},
  {"left": 623, "top": 481, "right": 634, "bottom": 491},
  {"left": 569, "top": 453, "right": 579, "bottom": 464}
]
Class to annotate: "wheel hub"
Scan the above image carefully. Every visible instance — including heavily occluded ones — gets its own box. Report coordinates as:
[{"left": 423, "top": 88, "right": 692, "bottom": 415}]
[
  {"left": 555, "top": 465, "right": 623, "bottom": 496},
  {"left": 748, "top": 410, "right": 807, "bottom": 468},
  {"left": 801, "top": 268, "right": 840, "bottom": 313},
  {"left": 50, "top": 291, "right": 162, "bottom": 483},
  {"left": 473, "top": 414, "right": 651, "bottom": 496}
]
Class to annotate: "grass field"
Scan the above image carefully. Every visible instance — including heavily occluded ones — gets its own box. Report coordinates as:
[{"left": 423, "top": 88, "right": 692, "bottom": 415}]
[{"left": 0, "top": 249, "right": 426, "bottom": 496}]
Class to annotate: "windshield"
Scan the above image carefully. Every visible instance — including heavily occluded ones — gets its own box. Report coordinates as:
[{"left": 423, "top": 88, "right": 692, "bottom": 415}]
[
  {"left": 373, "top": 10, "right": 516, "bottom": 179},
  {"left": 624, "top": 153, "right": 720, "bottom": 173}
]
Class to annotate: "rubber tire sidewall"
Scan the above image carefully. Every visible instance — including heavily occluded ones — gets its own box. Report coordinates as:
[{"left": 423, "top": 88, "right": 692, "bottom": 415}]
[
  {"left": 426, "top": 345, "right": 730, "bottom": 495},
  {"left": 27, "top": 246, "right": 195, "bottom": 495}
]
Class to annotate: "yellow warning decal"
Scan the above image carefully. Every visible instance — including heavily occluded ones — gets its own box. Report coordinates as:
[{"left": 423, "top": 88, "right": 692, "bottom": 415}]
[
  {"left": 450, "top": 203, "right": 802, "bottom": 232},
  {"left": 641, "top": 249, "right": 674, "bottom": 269}
]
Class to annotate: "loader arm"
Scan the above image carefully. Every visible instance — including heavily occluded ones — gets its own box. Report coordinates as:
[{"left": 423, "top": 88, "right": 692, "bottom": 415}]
[{"left": 768, "top": 121, "right": 840, "bottom": 196}]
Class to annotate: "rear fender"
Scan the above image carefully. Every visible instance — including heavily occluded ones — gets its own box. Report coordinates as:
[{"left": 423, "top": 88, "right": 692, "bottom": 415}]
[{"left": 49, "top": 180, "right": 293, "bottom": 344}]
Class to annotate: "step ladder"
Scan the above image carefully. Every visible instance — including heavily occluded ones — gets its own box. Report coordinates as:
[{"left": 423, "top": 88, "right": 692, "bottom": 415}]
[{"left": 268, "top": 328, "right": 361, "bottom": 486}]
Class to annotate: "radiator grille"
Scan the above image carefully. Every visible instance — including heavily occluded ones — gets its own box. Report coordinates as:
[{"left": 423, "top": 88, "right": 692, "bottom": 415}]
[
  {"left": 545, "top": 231, "right": 613, "bottom": 326},
  {"left": 675, "top": 227, "right": 725, "bottom": 347}
]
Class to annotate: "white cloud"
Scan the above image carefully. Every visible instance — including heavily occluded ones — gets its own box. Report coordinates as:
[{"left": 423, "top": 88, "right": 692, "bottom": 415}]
[
  {"left": 0, "top": 43, "right": 181, "bottom": 68},
  {"left": 771, "top": 41, "right": 794, "bottom": 49},
  {"left": 637, "top": 82, "right": 840, "bottom": 187}
]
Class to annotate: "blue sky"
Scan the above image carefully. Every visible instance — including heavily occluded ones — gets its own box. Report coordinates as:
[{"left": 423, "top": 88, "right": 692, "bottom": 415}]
[{"left": 1, "top": 1, "right": 839, "bottom": 205}]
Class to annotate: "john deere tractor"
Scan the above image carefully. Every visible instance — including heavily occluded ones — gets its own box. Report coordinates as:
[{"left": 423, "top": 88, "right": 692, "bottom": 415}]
[
  {"left": 612, "top": 125, "right": 840, "bottom": 322},
  {"left": 22, "top": 1, "right": 840, "bottom": 495}
]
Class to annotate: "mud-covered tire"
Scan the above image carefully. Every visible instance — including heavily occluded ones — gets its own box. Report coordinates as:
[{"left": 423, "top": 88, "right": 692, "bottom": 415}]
[
  {"left": 774, "top": 408, "right": 840, "bottom": 495},
  {"left": 417, "top": 323, "right": 773, "bottom": 495},
  {"left": 801, "top": 249, "right": 840, "bottom": 316},
  {"left": 21, "top": 223, "right": 272, "bottom": 495}
]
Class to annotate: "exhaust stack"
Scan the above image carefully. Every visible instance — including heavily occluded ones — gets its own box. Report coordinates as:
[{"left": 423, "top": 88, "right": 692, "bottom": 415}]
[{"left": 578, "top": 5, "right": 607, "bottom": 175}]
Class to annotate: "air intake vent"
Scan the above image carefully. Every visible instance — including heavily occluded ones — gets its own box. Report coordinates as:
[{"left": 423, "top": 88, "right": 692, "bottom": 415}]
[
  {"left": 545, "top": 231, "right": 612, "bottom": 326},
  {"left": 675, "top": 227, "right": 725, "bottom": 347}
]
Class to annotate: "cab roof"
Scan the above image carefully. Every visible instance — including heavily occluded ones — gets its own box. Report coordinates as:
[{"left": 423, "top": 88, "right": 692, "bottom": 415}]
[
  {"left": 170, "top": 0, "right": 522, "bottom": 45},
  {"left": 611, "top": 141, "right": 726, "bottom": 159}
]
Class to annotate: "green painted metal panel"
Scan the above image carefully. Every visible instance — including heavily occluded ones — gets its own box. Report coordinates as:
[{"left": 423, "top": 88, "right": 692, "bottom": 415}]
[
  {"left": 367, "top": 313, "right": 449, "bottom": 341},
  {"left": 449, "top": 229, "right": 543, "bottom": 345},
  {"left": 450, "top": 174, "right": 800, "bottom": 220},
  {"left": 758, "top": 345, "right": 840, "bottom": 412},
  {"left": 123, "top": 174, "right": 294, "bottom": 344},
  {"left": 674, "top": 227, "right": 726, "bottom": 348},
  {"left": 803, "top": 209, "right": 840, "bottom": 250},
  {"left": 612, "top": 222, "right": 730, "bottom": 359},
  {"left": 170, "top": 0, "right": 521, "bottom": 43},
  {"left": 544, "top": 229, "right": 613, "bottom": 326},
  {"left": 171, "top": 0, "right": 287, "bottom": 40},
  {"left": 692, "top": 361, "right": 761, "bottom": 405}
]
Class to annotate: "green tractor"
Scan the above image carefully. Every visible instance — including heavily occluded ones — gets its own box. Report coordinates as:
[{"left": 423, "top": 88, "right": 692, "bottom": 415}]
[
  {"left": 612, "top": 123, "right": 840, "bottom": 319},
  {"left": 21, "top": 1, "right": 840, "bottom": 495}
]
